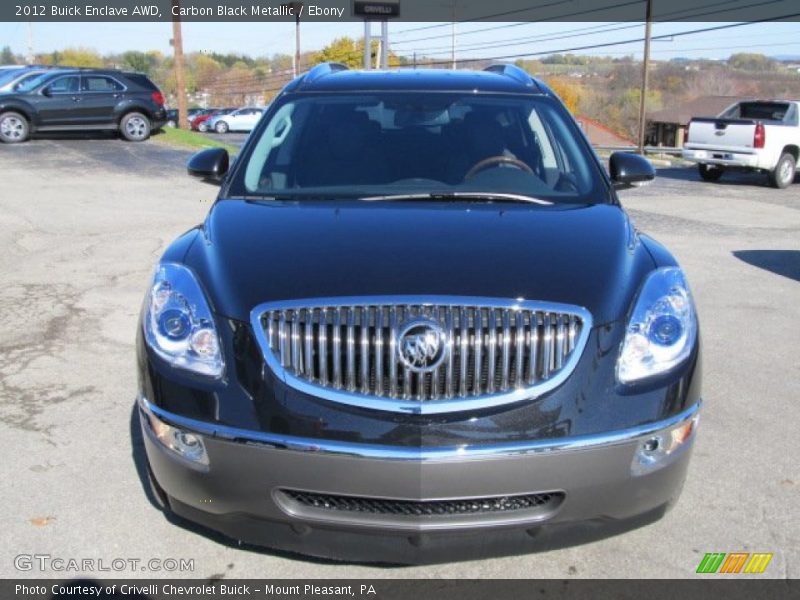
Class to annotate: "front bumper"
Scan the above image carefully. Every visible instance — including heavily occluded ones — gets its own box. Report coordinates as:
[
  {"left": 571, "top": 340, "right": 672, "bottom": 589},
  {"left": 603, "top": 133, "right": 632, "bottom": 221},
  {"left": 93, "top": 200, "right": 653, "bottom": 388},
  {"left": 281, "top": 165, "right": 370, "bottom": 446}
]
[{"left": 139, "top": 394, "right": 700, "bottom": 563}]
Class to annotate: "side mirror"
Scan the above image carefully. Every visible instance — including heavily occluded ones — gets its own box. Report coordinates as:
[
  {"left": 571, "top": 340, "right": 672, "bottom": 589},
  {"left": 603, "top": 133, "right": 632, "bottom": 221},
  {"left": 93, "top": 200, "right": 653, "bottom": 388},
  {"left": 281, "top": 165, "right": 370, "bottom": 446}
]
[
  {"left": 41, "top": 87, "right": 52, "bottom": 97},
  {"left": 609, "top": 152, "right": 655, "bottom": 190},
  {"left": 187, "top": 147, "right": 229, "bottom": 184}
]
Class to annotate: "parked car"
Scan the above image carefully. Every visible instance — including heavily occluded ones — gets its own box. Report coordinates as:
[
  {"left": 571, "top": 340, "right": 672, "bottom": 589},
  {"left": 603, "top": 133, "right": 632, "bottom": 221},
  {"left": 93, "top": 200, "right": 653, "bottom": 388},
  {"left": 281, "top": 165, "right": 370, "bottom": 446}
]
[
  {"left": 165, "top": 107, "right": 205, "bottom": 128},
  {"left": 138, "top": 63, "right": 701, "bottom": 563},
  {"left": 0, "top": 68, "right": 167, "bottom": 143},
  {"left": 191, "top": 108, "right": 236, "bottom": 132},
  {"left": 682, "top": 99, "right": 799, "bottom": 188},
  {"left": 0, "top": 65, "right": 58, "bottom": 93},
  {"left": 210, "top": 107, "right": 264, "bottom": 133}
]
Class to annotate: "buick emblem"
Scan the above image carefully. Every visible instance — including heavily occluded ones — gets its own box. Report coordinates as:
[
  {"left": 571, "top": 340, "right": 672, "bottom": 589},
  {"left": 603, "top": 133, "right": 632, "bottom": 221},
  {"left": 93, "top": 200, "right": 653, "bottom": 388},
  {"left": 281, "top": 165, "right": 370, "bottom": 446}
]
[{"left": 397, "top": 319, "right": 448, "bottom": 372}]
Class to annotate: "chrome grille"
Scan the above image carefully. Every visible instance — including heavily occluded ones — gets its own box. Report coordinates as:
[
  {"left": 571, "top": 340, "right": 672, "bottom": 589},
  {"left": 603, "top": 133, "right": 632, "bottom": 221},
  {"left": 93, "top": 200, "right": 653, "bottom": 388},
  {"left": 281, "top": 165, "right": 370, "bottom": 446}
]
[{"left": 251, "top": 297, "right": 591, "bottom": 414}]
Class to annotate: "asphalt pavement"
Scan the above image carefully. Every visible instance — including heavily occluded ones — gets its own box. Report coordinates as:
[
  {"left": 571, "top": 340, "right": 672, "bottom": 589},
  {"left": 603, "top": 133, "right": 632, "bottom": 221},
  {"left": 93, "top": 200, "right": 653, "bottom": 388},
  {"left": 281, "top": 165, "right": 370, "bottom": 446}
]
[{"left": 1, "top": 135, "right": 798, "bottom": 579}]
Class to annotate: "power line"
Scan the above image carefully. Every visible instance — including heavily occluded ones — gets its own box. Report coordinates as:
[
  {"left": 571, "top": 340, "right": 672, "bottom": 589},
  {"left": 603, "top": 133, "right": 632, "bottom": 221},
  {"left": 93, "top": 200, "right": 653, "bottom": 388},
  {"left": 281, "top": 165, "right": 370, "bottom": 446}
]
[
  {"left": 401, "top": 0, "right": 780, "bottom": 55},
  {"left": 407, "top": 13, "right": 800, "bottom": 67}
]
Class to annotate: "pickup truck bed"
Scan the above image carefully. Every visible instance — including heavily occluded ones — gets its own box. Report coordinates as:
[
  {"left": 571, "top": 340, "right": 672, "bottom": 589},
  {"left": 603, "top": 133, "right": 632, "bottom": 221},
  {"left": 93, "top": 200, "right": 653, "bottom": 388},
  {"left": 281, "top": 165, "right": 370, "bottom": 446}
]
[{"left": 682, "top": 100, "right": 799, "bottom": 188}]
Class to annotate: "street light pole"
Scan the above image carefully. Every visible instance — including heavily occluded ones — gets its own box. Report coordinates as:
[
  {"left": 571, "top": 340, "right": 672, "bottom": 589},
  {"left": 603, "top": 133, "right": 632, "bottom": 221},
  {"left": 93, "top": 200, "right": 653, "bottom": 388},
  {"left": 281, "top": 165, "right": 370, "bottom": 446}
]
[
  {"left": 637, "top": 0, "right": 653, "bottom": 155},
  {"left": 282, "top": 2, "right": 303, "bottom": 77},
  {"left": 364, "top": 20, "right": 372, "bottom": 70}
]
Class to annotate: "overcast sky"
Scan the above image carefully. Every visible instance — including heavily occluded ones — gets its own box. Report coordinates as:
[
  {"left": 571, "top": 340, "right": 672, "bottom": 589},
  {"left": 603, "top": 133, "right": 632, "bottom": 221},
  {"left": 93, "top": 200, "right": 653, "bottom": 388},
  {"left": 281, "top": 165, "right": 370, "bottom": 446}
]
[{"left": 0, "top": 20, "right": 798, "bottom": 62}]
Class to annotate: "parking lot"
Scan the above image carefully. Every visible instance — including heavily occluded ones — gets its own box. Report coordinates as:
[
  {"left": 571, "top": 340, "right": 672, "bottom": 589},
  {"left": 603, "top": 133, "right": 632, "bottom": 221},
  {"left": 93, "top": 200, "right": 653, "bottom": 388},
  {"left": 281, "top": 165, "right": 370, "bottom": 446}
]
[{"left": 1, "top": 136, "right": 798, "bottom": 579}]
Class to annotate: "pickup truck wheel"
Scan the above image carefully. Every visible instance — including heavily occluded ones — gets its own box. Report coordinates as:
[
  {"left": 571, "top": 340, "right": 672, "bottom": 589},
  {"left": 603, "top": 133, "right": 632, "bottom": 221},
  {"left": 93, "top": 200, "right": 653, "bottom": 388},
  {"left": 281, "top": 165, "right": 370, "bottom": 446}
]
[
  {"left": 769, "top": 153, "right": 796, "bottom": 189},
  {"left": 120, "top": 112, "right": 151, "bottom": 142},
  {"left": 0, "top": 111, "right": 29, "bottom": 143},
  {"left": 698, "top": 164, "right": 723, "bottom": 182}
]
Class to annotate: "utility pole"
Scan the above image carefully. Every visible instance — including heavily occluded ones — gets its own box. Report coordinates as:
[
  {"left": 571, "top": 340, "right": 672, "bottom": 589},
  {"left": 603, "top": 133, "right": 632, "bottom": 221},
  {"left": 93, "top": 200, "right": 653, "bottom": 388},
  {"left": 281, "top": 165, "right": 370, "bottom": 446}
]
[
  {"left": 171, "top": 0, "right": 189, "bottom": 130},
  {"left": 363, "top": 21, "right": 371, "bottom": 70},
  {"left": 637, "top": 0, "right": 653, "bottom": 155},
  {"left": 450, "top": 1, "right": 457, "bottom": 70},
  {"left": 27, "top": 22, "right": 34, "bottom": 64},
  {"left": 281, "top": 2, "right": 303, "bottom": 77},
  {"left": 380, "top": 20, "right": 388, "bottom": 68}
]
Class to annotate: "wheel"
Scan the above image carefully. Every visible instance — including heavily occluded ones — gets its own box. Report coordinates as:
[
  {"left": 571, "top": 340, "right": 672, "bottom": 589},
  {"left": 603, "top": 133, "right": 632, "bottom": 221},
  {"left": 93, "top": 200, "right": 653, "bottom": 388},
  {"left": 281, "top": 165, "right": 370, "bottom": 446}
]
[
  {"left": 166, "top": 119, "right": 177, "bottom": 128},
  {"left": 198, "top": 122, "right": 209, "bottom": 133},
  {"left": 215, "top": 120, "right": 229, "bottom": 134},
  {"left": 698, "top": 164, "right": 723, "bottom": 182},
  {"left": 120, "top": 112, "right": 151, "bottom": 142},
  {"left": 769, "top": 153, "right": 796, "bottom": 189},
  {"left": 0, "top": 111, "right": 29, "bottom": 143}
]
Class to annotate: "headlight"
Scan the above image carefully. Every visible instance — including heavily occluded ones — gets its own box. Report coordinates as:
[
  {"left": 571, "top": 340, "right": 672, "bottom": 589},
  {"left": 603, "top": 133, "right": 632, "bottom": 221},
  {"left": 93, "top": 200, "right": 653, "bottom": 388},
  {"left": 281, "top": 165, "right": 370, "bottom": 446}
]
[
  {"left": 143, "top": 262, "right": 224, "bottom": 378},
  {"left": 617, "top": 267, "right": 697, "bottom": 384}
]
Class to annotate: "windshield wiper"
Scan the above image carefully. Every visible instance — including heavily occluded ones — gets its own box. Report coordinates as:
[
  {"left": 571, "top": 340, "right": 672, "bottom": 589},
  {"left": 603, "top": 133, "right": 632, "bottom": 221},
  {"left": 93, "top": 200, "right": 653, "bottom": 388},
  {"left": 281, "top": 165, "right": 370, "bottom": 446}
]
[{"left": 358, "top": 192, "right": 553, "bottom": 206}]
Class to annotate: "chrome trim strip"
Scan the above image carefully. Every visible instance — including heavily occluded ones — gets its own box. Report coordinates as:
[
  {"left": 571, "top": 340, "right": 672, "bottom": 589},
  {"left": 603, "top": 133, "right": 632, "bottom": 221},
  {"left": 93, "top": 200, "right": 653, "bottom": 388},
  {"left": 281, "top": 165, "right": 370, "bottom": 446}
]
[
  {"left": 250, "top": 296, "right": 593, "bottom": 416},
  {"left": 138, "top": 395, "right": 701, "bottom": 462}
]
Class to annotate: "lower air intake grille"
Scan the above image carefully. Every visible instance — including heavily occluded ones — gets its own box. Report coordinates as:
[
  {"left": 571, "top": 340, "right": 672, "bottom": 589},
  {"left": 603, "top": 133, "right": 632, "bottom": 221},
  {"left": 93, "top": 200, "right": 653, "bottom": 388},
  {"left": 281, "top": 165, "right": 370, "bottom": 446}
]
[{"left": 281, "top": 489, "right": 564, "bottom": 517}]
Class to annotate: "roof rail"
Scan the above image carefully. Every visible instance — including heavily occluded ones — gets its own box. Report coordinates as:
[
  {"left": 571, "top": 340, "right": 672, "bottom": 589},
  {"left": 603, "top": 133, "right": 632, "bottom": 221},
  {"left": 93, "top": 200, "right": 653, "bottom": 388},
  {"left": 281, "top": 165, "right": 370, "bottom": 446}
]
[
  {"left": 303, "top": 62, "right": 349, "bottom": 84},
  {"left": 484, "top": 64, "right": 538, "bottom": 89}
]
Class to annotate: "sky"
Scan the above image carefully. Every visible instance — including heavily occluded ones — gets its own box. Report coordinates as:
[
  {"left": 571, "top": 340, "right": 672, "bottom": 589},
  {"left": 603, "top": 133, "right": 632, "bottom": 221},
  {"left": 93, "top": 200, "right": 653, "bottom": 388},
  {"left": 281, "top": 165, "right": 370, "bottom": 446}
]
[{"left": 0, "top": 20, "right": 799, "bottom": 62}]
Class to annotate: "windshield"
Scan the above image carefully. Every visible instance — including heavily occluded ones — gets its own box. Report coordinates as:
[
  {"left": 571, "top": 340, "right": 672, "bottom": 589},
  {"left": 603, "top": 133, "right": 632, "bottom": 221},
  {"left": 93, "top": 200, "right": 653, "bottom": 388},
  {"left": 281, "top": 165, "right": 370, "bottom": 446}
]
[
  {"left": 231, "top": 92, "right": 606, "bottom": 203},
  {"left": 0, "top": 68, "right": 26, "bottom": 87}
]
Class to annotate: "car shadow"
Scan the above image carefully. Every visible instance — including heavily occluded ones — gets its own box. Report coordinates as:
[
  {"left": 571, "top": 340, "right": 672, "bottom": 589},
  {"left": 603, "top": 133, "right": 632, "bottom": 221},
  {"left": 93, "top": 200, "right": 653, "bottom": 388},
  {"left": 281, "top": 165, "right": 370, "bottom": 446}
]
[
  {"left": 655, "top": 166, "right": 799, "bottom": 187},
  {"left": 30, "top": 131, "right": 121, "bottom": 142},
  {"left": 733, "top": 250, "right": 800, "bottom": 282}
]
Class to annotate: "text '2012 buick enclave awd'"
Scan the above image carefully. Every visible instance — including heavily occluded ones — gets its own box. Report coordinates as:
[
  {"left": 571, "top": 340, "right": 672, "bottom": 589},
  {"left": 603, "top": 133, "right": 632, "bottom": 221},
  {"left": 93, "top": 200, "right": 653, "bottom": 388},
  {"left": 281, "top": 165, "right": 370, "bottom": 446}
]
[{"left": 136, "top": 63, "right": 701, "bottom": 563}]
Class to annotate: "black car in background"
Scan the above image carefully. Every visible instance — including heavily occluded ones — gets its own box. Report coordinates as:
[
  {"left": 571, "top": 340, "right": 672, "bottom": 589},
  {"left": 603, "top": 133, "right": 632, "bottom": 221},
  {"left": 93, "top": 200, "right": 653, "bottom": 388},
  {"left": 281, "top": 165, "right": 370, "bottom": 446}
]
[
  {"left": 137, "top": 63, "right": 702, "bottom": 563},
  {"left": 165, "top": 107, "right": 206, "bottom": 128},
  {"left": 0, "top": 68, "right": 167, "bottom": 143}
]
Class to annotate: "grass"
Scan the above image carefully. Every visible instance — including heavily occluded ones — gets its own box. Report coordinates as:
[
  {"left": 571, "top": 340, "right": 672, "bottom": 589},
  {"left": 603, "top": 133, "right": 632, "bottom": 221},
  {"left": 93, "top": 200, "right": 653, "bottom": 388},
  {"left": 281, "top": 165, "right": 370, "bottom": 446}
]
[{"left": 151, "top": 126, "right": 238, "bottom": 155}]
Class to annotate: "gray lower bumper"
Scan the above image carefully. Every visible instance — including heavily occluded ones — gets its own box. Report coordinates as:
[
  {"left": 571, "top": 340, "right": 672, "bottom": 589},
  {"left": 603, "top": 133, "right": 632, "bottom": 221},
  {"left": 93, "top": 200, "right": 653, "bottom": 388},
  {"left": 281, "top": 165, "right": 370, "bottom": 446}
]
[{"left": 139, "top": 397, "right": 700, "bottom": 562}]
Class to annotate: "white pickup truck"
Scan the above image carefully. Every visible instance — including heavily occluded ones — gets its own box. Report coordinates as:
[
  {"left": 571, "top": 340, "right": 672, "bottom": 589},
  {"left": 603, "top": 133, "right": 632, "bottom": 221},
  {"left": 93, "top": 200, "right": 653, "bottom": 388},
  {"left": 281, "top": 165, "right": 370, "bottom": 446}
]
[{"left": 682, "top": 100, "right": 799, "bottom": 188}]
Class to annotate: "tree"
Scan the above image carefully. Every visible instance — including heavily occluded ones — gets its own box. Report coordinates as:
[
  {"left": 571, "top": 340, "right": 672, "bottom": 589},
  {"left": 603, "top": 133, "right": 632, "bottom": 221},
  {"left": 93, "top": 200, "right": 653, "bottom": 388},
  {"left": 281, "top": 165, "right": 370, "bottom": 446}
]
[
  {"left": 311, "top": 36, "right": 400, "bottom": 69},
  {"left": 544, "top": 78, "right": 581, "bottom": 113},
  {"left": 729, "top": 53, "right": 776, "bottom": 72},
  {"left": 1, "top": 46, "right": 16, "bottom": 65},
  {"left": 119, "top": 51, "right": 157, "bottom": 75},
  {"left": 58, "top": 47, "right": 103, "bottom": 68}
]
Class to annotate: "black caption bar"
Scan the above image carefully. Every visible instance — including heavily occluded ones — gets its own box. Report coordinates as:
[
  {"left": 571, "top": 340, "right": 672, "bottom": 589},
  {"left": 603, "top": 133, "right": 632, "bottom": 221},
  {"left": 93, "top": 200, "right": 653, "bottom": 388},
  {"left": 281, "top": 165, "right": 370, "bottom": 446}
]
[
  {"left": 2, "top": 0, "right": 800, "bottom": 22},
  {"left": 3, "top": 579, "right": 800, "bottom": 600}
]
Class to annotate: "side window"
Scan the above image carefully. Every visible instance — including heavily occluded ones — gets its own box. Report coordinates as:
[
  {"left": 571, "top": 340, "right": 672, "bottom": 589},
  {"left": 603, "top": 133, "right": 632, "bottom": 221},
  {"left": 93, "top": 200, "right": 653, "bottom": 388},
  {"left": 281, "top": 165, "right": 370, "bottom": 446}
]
[
  {"left": 47, "top": 76, "right": 79, "bottom": 94},
  {"left": 81, "top": 76, "right": 124, "bottom": 92}
]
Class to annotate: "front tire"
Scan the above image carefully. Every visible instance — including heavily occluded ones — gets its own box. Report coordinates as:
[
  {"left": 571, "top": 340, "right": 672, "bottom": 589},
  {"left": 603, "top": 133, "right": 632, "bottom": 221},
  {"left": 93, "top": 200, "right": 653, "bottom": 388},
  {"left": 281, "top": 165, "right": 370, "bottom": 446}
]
[
  {"left": 198, "top": 122, "right": 209, "bottom": 133},
  {"left": 769, "top": 153, "right": 796, "bottom": 189},
  {"left": 0, "top": 111, "right": 30, "bottom": 143},
  {"left": 215, "top": 121, "right": 229, "bottom": 134},
  {"left": 698, "top": 164, "right": 723, "bottom": 182},
  {"left": 120, "top": 112, "right": 151, "bottom": 142}
]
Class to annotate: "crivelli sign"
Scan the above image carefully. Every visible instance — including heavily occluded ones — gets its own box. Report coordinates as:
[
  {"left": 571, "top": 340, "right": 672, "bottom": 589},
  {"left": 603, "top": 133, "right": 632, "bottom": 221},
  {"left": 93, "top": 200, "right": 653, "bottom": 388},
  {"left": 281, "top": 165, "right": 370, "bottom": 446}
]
[{"left": 4, "top": 0, "right": 799, "bottom": 22}]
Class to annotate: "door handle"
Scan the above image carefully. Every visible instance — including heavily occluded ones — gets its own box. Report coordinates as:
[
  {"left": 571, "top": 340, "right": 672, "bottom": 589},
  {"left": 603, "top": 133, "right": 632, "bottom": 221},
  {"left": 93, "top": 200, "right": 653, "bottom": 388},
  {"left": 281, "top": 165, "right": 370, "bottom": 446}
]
[{"left": 71, "top": 96, "right": 81, "bottom": 102}]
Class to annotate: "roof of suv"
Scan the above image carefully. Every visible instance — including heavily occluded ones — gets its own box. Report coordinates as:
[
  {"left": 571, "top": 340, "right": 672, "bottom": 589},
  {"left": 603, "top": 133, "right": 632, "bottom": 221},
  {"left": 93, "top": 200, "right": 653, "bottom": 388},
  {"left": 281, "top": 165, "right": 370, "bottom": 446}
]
[{"left": 286, "top": 63, "right": 552, "bottom": 96}]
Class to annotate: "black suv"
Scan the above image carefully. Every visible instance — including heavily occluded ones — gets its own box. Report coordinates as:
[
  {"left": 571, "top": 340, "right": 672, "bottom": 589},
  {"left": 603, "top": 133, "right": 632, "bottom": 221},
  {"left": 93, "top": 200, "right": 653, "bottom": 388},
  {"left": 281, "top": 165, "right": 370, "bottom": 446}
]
[
  {"left": 137, "top": 63, "right": 702, "bottom": 563},
  {"left": 0, "top": 68, "right": 167, "bottom": 143}
]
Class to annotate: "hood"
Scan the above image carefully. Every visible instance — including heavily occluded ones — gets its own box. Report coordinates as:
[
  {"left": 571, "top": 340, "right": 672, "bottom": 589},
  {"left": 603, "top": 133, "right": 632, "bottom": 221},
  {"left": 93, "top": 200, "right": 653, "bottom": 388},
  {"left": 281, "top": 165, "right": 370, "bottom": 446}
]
[{"left": 185, "top": 199, "right": 655, "bottom": 325}]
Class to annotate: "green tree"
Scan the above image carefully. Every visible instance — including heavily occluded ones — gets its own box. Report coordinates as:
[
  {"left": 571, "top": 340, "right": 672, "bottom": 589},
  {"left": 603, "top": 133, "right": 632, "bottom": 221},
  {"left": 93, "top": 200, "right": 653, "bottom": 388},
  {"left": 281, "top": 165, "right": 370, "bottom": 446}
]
[
  {"left": 1, "top": 46, "right": 16, "bottom": 65},
  {"left": 311, "top": 36, "right": 400, "bottom": 69},
  {"left": 728, "top": 53, "right": 776, "bottom": 72},
  {"left": 58, "top": 47, "right": 103, "bottom": 68},
  {"left": 119, "top": 50, "right": 157, "bottom": 75}
]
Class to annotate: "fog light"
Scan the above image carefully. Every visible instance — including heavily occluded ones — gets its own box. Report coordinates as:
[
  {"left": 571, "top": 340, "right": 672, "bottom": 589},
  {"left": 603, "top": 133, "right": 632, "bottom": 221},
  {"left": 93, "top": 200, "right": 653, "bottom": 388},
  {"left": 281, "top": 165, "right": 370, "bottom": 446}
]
[
  {"left": 631, "top": 416, "right": 697, "bottom": 476},
  {"left": 147, "top": 413, "right": 209, "bottom": 466}
]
